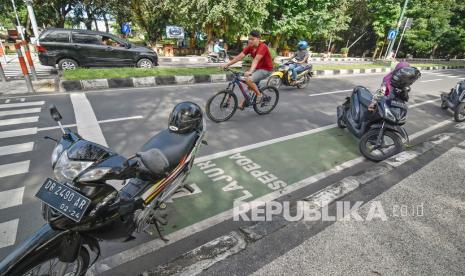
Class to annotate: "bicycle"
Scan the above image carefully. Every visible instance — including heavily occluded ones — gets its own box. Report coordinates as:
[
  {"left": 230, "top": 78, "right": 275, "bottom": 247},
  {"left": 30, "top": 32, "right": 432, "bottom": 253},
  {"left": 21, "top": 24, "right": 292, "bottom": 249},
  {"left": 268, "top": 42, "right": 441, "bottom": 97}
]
[{"left": 206, "top": 68, "right": 279, "bottom": 123}]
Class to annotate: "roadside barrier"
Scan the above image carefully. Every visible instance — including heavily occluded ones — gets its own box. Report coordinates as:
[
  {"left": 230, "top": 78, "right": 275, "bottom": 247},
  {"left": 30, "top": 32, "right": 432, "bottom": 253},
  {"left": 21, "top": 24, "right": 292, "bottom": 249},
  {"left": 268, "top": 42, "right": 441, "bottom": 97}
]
[
  {"left": 21, "top": 40, "right": 37, "bottom": 80},
  {"left": 14, "top": 43, "right": 34, "bottom": 92}
]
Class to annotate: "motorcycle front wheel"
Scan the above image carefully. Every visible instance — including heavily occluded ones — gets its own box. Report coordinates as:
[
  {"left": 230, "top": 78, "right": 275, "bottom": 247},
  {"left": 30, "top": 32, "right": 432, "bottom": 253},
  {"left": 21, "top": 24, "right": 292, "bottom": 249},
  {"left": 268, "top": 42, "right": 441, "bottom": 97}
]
[
  {"left": 359, "top": 129, "right": 403, "bottom": 162},
  {"left": 21, "top": 247, "right": 89, "bottom": 276},
  {"left": 266, "top": 76, "right": 282, "bottom": 89}
]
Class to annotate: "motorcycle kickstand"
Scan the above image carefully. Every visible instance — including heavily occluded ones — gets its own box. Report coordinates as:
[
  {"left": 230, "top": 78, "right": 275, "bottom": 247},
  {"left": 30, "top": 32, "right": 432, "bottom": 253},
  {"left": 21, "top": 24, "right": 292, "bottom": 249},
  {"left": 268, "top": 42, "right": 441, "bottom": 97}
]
[{"left": 154, "top": 219, "right": 169, "bottom": 242}]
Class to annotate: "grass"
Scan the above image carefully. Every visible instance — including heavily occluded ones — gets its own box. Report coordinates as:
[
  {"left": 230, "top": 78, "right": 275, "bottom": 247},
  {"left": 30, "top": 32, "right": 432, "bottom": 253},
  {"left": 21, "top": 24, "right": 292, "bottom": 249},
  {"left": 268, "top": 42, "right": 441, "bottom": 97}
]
[
  {"left": 62, "top": 60, "right": 465, "bottom": 80},
  {"left": 63, "top": 67, "right": 223, "bottom": 80}
]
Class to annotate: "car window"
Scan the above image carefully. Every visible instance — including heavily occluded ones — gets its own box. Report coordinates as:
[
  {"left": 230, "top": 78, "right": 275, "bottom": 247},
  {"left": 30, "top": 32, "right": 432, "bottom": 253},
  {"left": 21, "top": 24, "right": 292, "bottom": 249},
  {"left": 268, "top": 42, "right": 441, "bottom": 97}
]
[
  {"left": 41, "top": 30, "right": 70, "bottom": 43},
  {"left": 72, "top": 33, "right": 102, "bottom": 45},
  {"left": 101, "top": 35, "right": 125, "bottom": 47}
]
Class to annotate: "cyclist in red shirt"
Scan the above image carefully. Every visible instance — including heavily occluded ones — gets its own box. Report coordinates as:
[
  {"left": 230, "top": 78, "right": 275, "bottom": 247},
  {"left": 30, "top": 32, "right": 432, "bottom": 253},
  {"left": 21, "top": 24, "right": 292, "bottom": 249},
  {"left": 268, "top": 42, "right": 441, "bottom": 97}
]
[{"left": 222, "top": 30, "right": 273, "bottom": 109}]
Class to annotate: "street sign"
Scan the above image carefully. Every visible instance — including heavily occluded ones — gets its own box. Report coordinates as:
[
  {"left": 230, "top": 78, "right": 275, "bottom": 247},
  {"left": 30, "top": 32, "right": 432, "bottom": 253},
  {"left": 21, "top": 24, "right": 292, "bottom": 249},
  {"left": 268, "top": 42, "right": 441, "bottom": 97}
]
[
  {"left": 387, "top": 29, "right": 398, "bottom": 40},
  {"left": 121, "top": 23, "right": 131, "bottom": 35},
  {"left": 166, "top": 26, "right": 184, "bottom": 39}
]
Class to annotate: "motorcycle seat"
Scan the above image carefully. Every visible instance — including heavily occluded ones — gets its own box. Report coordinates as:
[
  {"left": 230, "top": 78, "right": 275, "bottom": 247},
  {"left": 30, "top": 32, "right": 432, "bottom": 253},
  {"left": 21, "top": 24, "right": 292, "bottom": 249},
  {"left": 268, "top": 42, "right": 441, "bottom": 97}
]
[
  {"left": 356, "top": 86, "right": 373, "bottom": 107},
  {"left": 141, "top": 129, "right": 198, "bottom": 170}
]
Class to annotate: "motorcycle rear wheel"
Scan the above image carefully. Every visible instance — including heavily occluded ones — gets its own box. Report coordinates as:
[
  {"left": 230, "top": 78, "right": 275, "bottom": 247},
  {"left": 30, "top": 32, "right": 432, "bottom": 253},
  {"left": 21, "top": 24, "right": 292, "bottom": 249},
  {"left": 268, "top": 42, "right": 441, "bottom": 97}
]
[
  {"left": 296, "top": 75, "right": 311, "bottom": 89},
  {"left": 359, "top": 130, "right": 403, "bottom": 162}
]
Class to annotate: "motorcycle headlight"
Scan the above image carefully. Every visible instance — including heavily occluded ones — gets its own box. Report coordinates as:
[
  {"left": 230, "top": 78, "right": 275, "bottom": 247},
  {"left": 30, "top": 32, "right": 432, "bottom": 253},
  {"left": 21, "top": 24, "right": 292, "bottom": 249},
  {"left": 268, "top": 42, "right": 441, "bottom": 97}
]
[
  {"left": 53, "top": 151, "right": 93, "bottom": 183},
  {"left": 384, "top": 105, "right": 397, "bottom": 123},
  {"left": 78, "top": 167, "right": 111, "bottom": 182},
  {"left": 51, "top": 144, "right": 64, "bottom": 166}
]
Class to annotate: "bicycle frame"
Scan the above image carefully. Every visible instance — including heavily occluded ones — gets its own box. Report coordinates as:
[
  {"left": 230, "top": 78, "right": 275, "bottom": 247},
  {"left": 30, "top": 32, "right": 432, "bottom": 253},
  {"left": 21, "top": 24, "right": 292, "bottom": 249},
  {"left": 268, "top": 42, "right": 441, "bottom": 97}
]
[{"left": 227, "top": 73, "right": 253, "bottom": 103}]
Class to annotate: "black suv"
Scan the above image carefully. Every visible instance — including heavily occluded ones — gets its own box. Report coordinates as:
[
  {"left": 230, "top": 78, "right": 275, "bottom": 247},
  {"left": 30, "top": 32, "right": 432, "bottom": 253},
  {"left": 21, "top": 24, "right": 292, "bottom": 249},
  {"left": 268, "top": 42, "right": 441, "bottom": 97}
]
[{"left": 37, "top": 28, "right": 158, "bottom": 70}]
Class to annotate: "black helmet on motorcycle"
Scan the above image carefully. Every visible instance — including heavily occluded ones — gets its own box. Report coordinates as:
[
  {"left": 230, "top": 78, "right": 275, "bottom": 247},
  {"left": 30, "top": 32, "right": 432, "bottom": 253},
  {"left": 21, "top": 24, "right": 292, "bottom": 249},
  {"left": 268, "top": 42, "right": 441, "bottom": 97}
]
[
  {"left": 391, "top": 66, "right": 421, "bottom": 89},
  {"left": 168, "top": 102, "right": 203, "bottom": 133}
]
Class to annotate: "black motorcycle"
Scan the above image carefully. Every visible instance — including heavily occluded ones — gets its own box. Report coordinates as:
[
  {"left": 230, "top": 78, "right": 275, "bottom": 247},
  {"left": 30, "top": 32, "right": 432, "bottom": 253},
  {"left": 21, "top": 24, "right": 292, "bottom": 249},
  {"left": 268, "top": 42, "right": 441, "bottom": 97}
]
[
  {"left": 337, "top": 87, "right": 409, "bottom": 161},
  {"left": 336, "top": 67, "right": 421, "bottom": 161},
  {"left": 0, "top": 103, "right": 206, "bottom": 275},
  {"left": 440, "top": 80, "right": 465, "bottom": 122}
]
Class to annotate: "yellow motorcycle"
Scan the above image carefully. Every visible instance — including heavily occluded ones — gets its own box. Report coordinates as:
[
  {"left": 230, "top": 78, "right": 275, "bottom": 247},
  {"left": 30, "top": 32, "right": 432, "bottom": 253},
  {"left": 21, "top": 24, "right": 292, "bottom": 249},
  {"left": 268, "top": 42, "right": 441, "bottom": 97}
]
[{"left": 267, "top": 60, "right": 313, "bottom": 89}]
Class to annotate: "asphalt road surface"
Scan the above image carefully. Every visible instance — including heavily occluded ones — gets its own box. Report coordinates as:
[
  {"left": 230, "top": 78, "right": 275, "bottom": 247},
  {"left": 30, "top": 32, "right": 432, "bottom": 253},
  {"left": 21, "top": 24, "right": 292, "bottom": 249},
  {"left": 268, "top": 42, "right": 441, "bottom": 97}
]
[{"left": 0, "top": 69, "right": 464, "bottom": 275}]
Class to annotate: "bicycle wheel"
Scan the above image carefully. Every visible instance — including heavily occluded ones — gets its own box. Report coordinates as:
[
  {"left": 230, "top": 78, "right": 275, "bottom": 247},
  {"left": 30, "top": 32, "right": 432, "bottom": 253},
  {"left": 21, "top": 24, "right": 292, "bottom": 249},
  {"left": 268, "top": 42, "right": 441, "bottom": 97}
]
[
  {"left": 253, "top": 86, "right": 279, "bottom": 115},
  {"left": 206, "top": 90, "right": 238, "bottom": 122}
]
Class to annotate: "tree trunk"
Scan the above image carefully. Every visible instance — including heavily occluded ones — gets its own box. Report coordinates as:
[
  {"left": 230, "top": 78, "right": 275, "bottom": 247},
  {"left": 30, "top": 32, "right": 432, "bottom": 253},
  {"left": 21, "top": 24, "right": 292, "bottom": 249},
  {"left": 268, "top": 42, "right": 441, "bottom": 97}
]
[
  {"left": 103, "top": 14, "right": 109, "bottom": 33},
  {"left": 204, "top": 23, "right": 214, "bottom": 54},
  {"left": 372, "top": 38, "right": 380, "bottom": 60},
  {"left": 94, "top": 19, "right": 99, "bottom": 31},
  {"left": 431, "top": 44, "right": 438, "bottom": 59},
  {"left": 378, "top": 39, "right": 386, "bottom": 59}
]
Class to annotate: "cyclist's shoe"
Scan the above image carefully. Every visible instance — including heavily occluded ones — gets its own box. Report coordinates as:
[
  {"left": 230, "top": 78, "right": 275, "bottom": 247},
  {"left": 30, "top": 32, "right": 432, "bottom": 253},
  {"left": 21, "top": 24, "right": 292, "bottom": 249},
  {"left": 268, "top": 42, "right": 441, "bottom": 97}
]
[{"left": 238, "top": 100, "right": 246, "bottom": 110}]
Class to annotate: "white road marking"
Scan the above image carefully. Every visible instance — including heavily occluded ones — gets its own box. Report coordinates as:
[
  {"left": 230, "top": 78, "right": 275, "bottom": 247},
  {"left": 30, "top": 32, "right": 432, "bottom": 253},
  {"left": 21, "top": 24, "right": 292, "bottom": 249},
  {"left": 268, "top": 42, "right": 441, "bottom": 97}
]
[
  {"left": 420, "top": 79, "right": 443, "bottom": 83},
  {"left": 446, "top": 75, "right": 459, "bottom": 78},
  {"left": 0, "top": 101, "right": 45, "bottom": 109},
  {"left": 0, "top": 219, "right": 19, "bottom": 249},
  {"left": 0, "top": 161, "right": 30, "bottom": 178},
  {"left": 20, "top": 98, "right": 25, "bottom": 102},
  {"left": 409, "top": 98, "right": 440, "bottom": 108},
  {"left": 195, "top": 124, "right": 337, "bottom": 163},
  {"left": 0, "top": 127, "right": 37, "bottom": 139},
  {"left": 37, "top": 115, "right": 144, "bottom": 132},
  {"left": 410, "top": 119, "right": 453, "bottom": 140},
  {"left": 0, "top": 116, "right": 39, "bottom": 127},
  {"left": 70, "top": 93, "right": 108, "bottom": 147},
  {"left": 0, "top": 107, "right": 41, "bottom": 117},
  {"left": 90, "top": 115, "right": 456, "bottom": 274},
  {"left": 0, "top": 142, "right": 34, "bottom": 156},
  {"left": 4, "top": 99, "right": 10, "bottom": 104},
  {"left": 309, "top": 89, "right": 352, "bottom": 97},
  {"left": 0, "top": 187, "right": 24, "bottom": 209}
]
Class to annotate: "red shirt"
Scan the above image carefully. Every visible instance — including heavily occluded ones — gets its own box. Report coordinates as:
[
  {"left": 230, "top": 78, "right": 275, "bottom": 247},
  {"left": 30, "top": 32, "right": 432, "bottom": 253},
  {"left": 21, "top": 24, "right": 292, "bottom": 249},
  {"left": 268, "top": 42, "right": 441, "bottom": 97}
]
[{"left": 242, "top": 43, "right": 273, "bottom": 71}]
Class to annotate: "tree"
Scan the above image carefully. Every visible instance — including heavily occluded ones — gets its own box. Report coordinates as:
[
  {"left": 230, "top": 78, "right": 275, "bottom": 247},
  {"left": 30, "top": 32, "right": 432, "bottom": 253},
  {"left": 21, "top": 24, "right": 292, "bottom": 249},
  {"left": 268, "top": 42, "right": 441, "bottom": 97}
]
[
  {"left": 130, "top": 0, "right": 175, "bottom": 44},
  {"left": 403, "top": 0, "right": 454, "bottom": 57}
]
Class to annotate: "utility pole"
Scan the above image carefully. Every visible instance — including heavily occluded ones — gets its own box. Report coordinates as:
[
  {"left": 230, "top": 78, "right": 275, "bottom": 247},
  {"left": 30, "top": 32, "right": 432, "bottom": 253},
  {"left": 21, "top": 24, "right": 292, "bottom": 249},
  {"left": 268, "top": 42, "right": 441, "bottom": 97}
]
[
  {"left": 11, "top": 0, "right": 25, "bottom": 41},
  {"left": 24, "top": 0, "right": 40, "bottom": 43},
  {"left": 394, "top": 18, "right": 412, "bottom": 59},
  {"left": 384, "top": 0, "right": 409, "bottom": 59}
]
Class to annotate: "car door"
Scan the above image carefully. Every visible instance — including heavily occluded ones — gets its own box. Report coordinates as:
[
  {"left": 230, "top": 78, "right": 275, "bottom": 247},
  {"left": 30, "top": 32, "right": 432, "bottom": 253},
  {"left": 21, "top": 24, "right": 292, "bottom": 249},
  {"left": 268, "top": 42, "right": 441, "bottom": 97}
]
[
  {"left": 100, "top": 35, "right": 134, "bottom": 66},
  {"left": 71, "top": 32, "right": 110, "bottom": 66}
]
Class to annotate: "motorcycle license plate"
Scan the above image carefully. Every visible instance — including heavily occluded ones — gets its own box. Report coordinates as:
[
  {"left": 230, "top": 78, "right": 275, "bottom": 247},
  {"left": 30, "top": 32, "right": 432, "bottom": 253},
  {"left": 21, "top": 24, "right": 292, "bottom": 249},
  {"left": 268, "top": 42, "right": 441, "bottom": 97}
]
[{"left": 35, "top": 178, "right": 91, "bottom": 222}]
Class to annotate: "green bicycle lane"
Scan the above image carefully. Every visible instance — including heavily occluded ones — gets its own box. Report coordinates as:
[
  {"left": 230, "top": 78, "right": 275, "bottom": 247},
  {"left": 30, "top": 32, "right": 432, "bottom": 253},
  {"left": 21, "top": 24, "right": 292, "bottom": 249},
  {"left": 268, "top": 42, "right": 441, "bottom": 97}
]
[{"left": 162, "top": 126, "right": 360, "bottom": 234}]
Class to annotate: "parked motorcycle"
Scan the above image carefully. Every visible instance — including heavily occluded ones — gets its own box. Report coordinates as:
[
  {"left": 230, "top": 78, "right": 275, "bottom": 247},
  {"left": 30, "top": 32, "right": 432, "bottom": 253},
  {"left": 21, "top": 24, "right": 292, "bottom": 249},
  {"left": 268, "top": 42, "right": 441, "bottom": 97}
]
[
  {"left": 337, "top": 67, "right": 421, "bottom": 161},
  {"left": 0, "top": 102, "right": 206, "bottom": 276},
  {"left": 267, "top": 60, "right": 313, "bottom": 89},
  {"left": 440, "top": 80, "right": 465, "bottom": 122}
]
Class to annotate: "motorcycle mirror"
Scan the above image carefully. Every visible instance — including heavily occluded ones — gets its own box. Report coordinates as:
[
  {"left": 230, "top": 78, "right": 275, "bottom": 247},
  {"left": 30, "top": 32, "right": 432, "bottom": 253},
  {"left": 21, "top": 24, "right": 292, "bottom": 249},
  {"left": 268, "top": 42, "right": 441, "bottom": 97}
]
[{"left": 49, "top": 105, "right": 62, "bottom": 122}]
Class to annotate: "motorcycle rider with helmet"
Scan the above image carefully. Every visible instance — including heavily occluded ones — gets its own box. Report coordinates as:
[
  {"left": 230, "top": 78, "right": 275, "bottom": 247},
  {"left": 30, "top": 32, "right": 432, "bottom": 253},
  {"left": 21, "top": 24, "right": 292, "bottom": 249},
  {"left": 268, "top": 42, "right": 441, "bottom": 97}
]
[{"left": 288, "top": 41, "right": 310, "bottom": 85}]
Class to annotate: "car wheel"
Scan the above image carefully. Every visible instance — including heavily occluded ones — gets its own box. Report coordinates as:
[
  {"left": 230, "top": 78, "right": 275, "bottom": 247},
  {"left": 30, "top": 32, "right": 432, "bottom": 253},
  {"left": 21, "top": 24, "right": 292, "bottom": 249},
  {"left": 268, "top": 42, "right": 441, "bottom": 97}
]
[
  {"left": 137, "top": 58, "right": 153, "bottom": 68},
  {"left": 58, "top": 59, "right": 78, "bottom": 70}
]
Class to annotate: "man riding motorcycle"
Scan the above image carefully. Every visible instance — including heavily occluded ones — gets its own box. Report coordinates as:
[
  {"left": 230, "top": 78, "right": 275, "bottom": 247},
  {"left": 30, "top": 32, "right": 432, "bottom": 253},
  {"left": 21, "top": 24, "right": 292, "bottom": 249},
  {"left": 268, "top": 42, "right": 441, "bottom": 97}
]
[{"left": 288, "top": 41, "right": 310, "bottom": 85}]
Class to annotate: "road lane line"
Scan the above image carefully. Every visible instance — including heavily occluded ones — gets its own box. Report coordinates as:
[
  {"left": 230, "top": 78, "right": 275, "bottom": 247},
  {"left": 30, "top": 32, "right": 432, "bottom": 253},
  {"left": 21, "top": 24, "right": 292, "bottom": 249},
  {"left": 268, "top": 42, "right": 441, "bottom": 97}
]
[
  {"left": 410, "top": 119, "right": 453, "bottom": 140},
  {"left": 420, "top": 79, "right": 442, "bottom": 83},
  {"left": 0, "top": 142, "right": 34, "bottom": 156},
  {"left": 0, "top": 219, "right": 19, "bottom": 249},
  {"left": 37, "top": 115, "right": 144, "bottom": 132},
  {"left": 4, "top": 99, "right": 10, "bottom": 104},
  {"left": 90, "top": 114, "right": 456, "bottom": 275},
  {"left": 446, "top": 75, "right": 459, "bottom": 78},
  {"left": 309, "top": 89, "right": 352, "bottom": 97},
  {"left": 0, "top": 161, "right": 30, "bottom": 178},
  {"left": 0, "top": 127, "right": 37, "bottom": 139},
  {"left": 0, "top": 187, "right": 24, "bottom": 209},
  {"left": 409, "top": 98, "right": 440, "bottom": 108},
  {"left": 0, "top": 107, "right": 41, "bottom": 117},
  {"left": 70, "top": 93, "right": 108, "bottom": 147},
  {"left": 20, "top": 98, "right": 25, "bottom": 102},
  {"left": 0, "top": 116, "right": 39, "bottom": 127},
  {"left": 195, "top": 124, "right": 337, "bottom": 163},
  {"left": 0, "top": 101, "right": 45, "bottom": 109}
]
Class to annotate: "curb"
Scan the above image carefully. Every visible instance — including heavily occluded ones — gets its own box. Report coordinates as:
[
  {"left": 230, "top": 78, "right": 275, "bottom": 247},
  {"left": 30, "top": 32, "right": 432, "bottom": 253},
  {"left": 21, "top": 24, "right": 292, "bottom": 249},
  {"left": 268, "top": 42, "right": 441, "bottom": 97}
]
[
  {"left": 57, "top": 65, "right": 465, "bottom": 92},
  {"left": 139, "top": 130, "right": 459, "bottom": 276}
]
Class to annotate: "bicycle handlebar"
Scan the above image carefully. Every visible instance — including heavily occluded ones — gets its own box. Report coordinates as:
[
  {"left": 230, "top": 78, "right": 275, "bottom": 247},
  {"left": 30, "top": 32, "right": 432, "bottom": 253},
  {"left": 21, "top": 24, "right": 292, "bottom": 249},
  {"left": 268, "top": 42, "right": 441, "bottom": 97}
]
[{"left": 223, "top": 68, "right": 243, "bottom": 76}]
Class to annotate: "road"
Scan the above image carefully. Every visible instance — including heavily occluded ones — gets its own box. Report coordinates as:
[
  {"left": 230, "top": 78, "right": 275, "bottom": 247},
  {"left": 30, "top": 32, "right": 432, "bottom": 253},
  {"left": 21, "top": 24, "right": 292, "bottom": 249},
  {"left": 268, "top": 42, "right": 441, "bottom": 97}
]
[{"left": 0, "top": 69, "right": 464, "bottom": 275}]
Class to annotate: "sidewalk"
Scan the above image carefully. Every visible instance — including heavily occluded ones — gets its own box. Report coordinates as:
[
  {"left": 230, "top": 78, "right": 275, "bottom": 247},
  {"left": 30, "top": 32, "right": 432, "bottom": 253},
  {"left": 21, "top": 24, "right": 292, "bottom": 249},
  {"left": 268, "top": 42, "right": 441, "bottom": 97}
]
[{"left": 253, "top": 143, "right": 465, "bottom": 275}]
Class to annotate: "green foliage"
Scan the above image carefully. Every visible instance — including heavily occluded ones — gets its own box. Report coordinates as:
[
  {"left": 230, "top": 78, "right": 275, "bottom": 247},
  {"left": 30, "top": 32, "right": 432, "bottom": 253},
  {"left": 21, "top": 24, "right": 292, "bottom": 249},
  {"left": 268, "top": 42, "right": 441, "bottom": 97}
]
[{"left": 340, "top": 47, "right": 349, "bottom": 54}]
